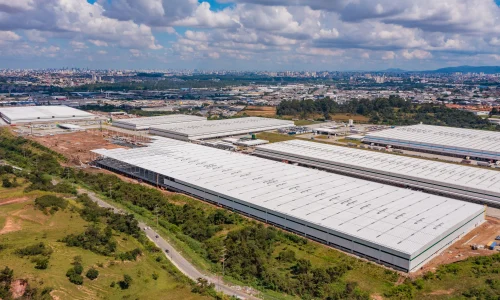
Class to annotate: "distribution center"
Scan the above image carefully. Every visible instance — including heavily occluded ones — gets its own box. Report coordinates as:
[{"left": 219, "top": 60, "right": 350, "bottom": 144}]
[
  {"left": 91, "top": 137, "right": 485, "bottom": 272},
  {"left": 149, "top": 117, "right": 293, "bottom": 140},
  {"left": 112, "top": 114, "right": 206, "bottom": 131},
  {"left": 364, "top": 124, "right": 500, "bottom": 161},
  {"left": 0, "top": 105, "right": 96, "bottom": 124},
  {"left": 254, "top": 140, "right": 500, "bottom": 207}
]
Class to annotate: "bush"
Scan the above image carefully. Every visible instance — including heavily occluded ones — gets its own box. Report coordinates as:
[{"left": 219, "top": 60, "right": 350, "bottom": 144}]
[
  {"left": 74, "top": 264, "right": 83, "bottom": 275},
  {"left": 2, "top": 178, "right": 12, "bottom": 188},
  {"left": 116, "top": 248, "right": 142, "bottom": 261},
  {"left": 15, "top": 242, "right": 52, "bottom": 257},
  {"left": 66, "top": 268, "right": 83, "bottom": 285},
  {"left": 119, "top": 274, "right": 132, "bottom": 289},
  {"left": 277, "top": 249, "right": 296, "bottom": 263},
  {"left": 32, "top": 257, "right": 49, "bottom": 270},
  {"left": 34, "top": 195, "right": 68, "bottom": 214},
  {"left": 86, "top": 268, "right": 99, "bottom": 280},
  {"left": 152, "top": 272, "right": 159, "bottom": 280}
]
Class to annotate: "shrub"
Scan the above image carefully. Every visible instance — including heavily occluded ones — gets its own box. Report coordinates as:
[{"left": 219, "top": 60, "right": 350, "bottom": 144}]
[
  {"left": 15, "top": 242, "right": 52, "bottom": 257},
  {"left": 86, "top": 268, "right": 99, "bottom": 280},
  {"left": 110, "top": 281, "right": 115, "bottom": 288},
  {"left": 116, "top": 248, "right": 142, "bottom": 261},
  {"left": 73, "top": 264, "right": 83, "bottom": 275},
  {"left": 119, "top": 274, "right": 132, "bottom": 290},
  {"left": 2, "top": 178, "right": 12, "bottom": 188},
  {"left": 66, "top": 268, "right": 83, "bottom": 285},
  {"left": 152, "top": 272, "right": 159, "bottom": 280},
  {"left": 277, "top": 249, "right": 296, "bottom": 263},
  {"left": 34, "top": 195, "right": 68, "bottom": 214},
  {"left": 32, "top": 257, "right": 49, "bottom": 270}
]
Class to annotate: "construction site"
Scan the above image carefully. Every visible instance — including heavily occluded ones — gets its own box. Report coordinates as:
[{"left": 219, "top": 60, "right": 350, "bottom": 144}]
[{"left": 31, "top": 128, "right": 150, "bottom": 166}]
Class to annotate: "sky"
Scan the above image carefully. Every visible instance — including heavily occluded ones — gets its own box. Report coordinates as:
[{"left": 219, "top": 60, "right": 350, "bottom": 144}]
[{"left": 1, "top": 0, "right": 500, "bottom": 71}]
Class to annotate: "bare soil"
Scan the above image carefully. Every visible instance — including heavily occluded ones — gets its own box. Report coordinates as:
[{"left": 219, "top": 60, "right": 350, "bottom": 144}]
[
  {"left": 0, "top": 217, "right": 22, "bottom": 234},
  {"left": 31, "top": 130, "right": 128, "bottom": 165},
  {"left": 412, "top": 217, "right": 500, "bottom": 277},
  {"left": 0, "top": 197, "right": 29, "bottom": 206},
  {"left": 10, "top": 279, "right": 28, "bottom": 298}
]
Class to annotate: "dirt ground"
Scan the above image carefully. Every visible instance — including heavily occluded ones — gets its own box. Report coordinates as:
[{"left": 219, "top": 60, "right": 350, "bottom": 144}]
[
  {"left": 0, "top": 217, "right": 22, "bottom": 235},
  {"left": 412, "top": 217, "right": 500, "bottom": 277},
  {"left": 0, "top": 197, "right": 29, "bottom": 206},
  {"left": 238, "top": 106, "right": 277, "bottom": 117},
  {"left": 31, "top": 129, "right": 133, "bottom": 165}
]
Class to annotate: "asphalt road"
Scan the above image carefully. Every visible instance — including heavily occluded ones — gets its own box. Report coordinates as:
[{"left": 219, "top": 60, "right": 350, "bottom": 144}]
[{"left": 77, "top": 188, "right": 259, "bottom": 300}]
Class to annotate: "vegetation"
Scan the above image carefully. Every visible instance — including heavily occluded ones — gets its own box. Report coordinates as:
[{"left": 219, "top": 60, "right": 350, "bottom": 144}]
[
  {"left": 85, "top": 267, "right": 98, "bottom": 280},
  {"left": 34, "top": 195, "right": 68, "bottom": 214},
  {"left": 277, "top": 96, "right": 500, "bottom": 129}
]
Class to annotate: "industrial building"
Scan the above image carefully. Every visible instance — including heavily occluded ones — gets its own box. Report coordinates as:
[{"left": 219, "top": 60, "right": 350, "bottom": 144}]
[
  {"left": 112, "top": 114, "right": 206, "bottom": 131},
  {"left": 0, "top": 105, "right": 97, "bottom": 125},
  {"left": 91, "top": 137, "right": 485, "bottom": 272},
  {"left": 254, "top": 140, "right": 500, "bottom": 207},
  {"left": 364, "top": 124, "right": 500, "bottom": 161},
  {"left": 149, "top": 117, "right": 293, "bottom": 141}
]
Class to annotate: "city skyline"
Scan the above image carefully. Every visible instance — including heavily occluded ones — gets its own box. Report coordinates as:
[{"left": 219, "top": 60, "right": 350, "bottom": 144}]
[{"left": 1, "top": 0, "right": 500, "bottom": 70}]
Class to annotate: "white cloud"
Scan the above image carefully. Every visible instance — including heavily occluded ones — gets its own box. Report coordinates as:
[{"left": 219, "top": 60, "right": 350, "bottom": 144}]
[
  {"left": 89, "top": 40, "right": 109, "bottom": 47},
  {"left": 401, "top": 49, "right": 432, "bottom": 59},
  {"left": 70, "top": 41, "right": 87, "bottom": 50}
]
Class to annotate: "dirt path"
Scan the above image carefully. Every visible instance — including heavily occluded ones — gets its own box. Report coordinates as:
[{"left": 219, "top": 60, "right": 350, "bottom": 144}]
[
  {"left": 0, "top": 197, "right": 29, "bottom": 206},
  {"left": 0, "top": 217, "right": 22, "bottom": 234}
]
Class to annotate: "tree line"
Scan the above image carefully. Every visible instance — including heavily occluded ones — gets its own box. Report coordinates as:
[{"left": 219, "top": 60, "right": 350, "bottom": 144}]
[{"left": 277, "top": 96, "right": 500, "bottom": 130}]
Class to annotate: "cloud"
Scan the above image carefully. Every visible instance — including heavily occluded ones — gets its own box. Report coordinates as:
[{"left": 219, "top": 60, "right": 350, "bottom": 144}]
[
  {"left": 401, "top": 49, "right": 432, "bottom": 59},
  {"left": 89, "top": 40, "right": 109, "bottom": 47},
  {"left": 0, "top": 0, "right": 161, "bottom": 50}
]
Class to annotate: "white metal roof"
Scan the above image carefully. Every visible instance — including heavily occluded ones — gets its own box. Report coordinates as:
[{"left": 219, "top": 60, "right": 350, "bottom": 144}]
[
  {"left": 149, "top": 117, "right": 293, "bottom": 139},
  {"left": 364, "top": 124, "right": 500, "bottom": 159},
  {"left": 112, "top": 115, "right": 205, "bottom": 130},
  {"left": 0, "top": 106, "right": 94, "bottom": 123},
  {"left": 255, "top": 140, "right": 500, "bottom": 201},
  {"left": 92, "top": 137, "right": 484, "bottom": 256}
]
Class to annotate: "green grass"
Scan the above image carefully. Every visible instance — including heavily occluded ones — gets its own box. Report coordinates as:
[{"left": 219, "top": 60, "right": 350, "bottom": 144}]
[{"left": 0, "top": 197, "right": 205, "bottom": 300}]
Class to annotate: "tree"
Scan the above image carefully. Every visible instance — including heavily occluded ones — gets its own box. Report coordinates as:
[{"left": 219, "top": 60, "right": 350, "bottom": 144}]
[
  {"left": 119, "top": 274, "right": 132, "bottom": 289},
  {"left": 2, "top": 178, "right": 12, "bottom": 188},
  {"left": 86, "top": 268, "right": 99, "bottom": 280}
]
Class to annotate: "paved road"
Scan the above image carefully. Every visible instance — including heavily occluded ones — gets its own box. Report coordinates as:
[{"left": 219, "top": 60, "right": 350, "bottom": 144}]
[{"left": 77, "top": 188, "right": 259, "bottom": 300}]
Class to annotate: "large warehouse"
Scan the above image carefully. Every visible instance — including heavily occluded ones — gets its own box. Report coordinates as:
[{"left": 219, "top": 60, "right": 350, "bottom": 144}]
[
  {"left": 0, "top": 105, "right": 96, "bottom": 125},
  {"left": 364, "top": 124, "right": 500, "bottom": 161},
  {"left": 254, "top": 140, "right": 500, "bottom": 207},
  {"left": 149, "top": 117, "right": 293, "bottom": 140},
  {"left": 112, "top": 114, "right": 206, "bottom": 131},
  {"left": 92, "top": 137, "right": 485, "bottom": 272}
]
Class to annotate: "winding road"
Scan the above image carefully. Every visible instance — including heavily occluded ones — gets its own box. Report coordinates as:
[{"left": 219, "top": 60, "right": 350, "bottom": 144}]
[{"left": 77, "top": 188, "right": 259, "bottom": 300}]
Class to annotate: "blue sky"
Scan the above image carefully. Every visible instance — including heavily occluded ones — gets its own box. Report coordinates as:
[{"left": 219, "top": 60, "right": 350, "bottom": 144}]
[{"left": 1, "top": 0, "right": 500, "bottom": 70}]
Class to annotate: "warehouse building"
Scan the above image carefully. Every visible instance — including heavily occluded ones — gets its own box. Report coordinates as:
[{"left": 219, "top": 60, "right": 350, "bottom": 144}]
[
  {"left": 112, "top": 114, "right": 206, "bottom": 131},
  {"left": 0, "top": 105, "right": 97, "bottom": 125},
  {"left": 91, "top": 137, "right": 485, "bottom": 272},
  {"left": 254, "top": 140, "right": 500, "bottom": 207},
  {"left": 149, "top": 117, "right": 293, "bottom": 141},
  {"left": 364, "top": 124, "right": 500, "bottom": 161}
]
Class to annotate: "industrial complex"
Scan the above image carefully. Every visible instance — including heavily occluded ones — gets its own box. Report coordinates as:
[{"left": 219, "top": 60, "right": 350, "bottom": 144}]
[
  {"left": 364, "top": 124, "right": 500, "bottom": 161},
  {"left": 254, "top": 140, "right": 500, "bottom": 207},
  {"left": 0, "top": 105, "right": 97, "bottom": 125},
  {"left": 112, "top": 114, "right": 206, "bottom": 131},
  {"left": 149, "top": 117, "right": 293, "bottom": 141},
  {"left": 91, "top": 137, "right": 485, "bottom": 272}
]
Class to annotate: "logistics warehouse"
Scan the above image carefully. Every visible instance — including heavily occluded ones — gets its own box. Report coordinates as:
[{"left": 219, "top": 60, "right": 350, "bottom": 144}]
[
  {"left": 364, "top": 124, "right": 500, "bottom": 161},
  {"left": 91, "top": 137, "right": 485, "bottom": 272},
  {"left": 254, "top": 140, "right": 500, "bottom": 207}
]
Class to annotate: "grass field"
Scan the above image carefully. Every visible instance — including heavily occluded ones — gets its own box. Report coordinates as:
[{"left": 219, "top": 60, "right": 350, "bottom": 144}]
[
  {"left": 238, "top": 106, "right": 277, "bottom": 117},
  {"left": 0, "top": 187, "right": 205, "bottom": 300},
  {"left": 255, "top": 132, "right": 297, "bottom": 143}
]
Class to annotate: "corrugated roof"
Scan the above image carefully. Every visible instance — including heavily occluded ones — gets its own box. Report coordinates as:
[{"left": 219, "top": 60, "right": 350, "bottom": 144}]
[
  {"left": 364, "top": 124, "right": 500, "bottom": 158},
  {"left": 149, "top": 117, "right": 293, "bottom": 138},
  {"left": 112, "top": 115, "right": 205, "bottom": 130},
  {"left": 92, "top": 137, "right": 484, "bottom": 256},
  {"left": 255, "top": 139, "right": 500, "bottom": 202},
  {"left": 0, "top": 105, "right": 94, "bottom": 122}
]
